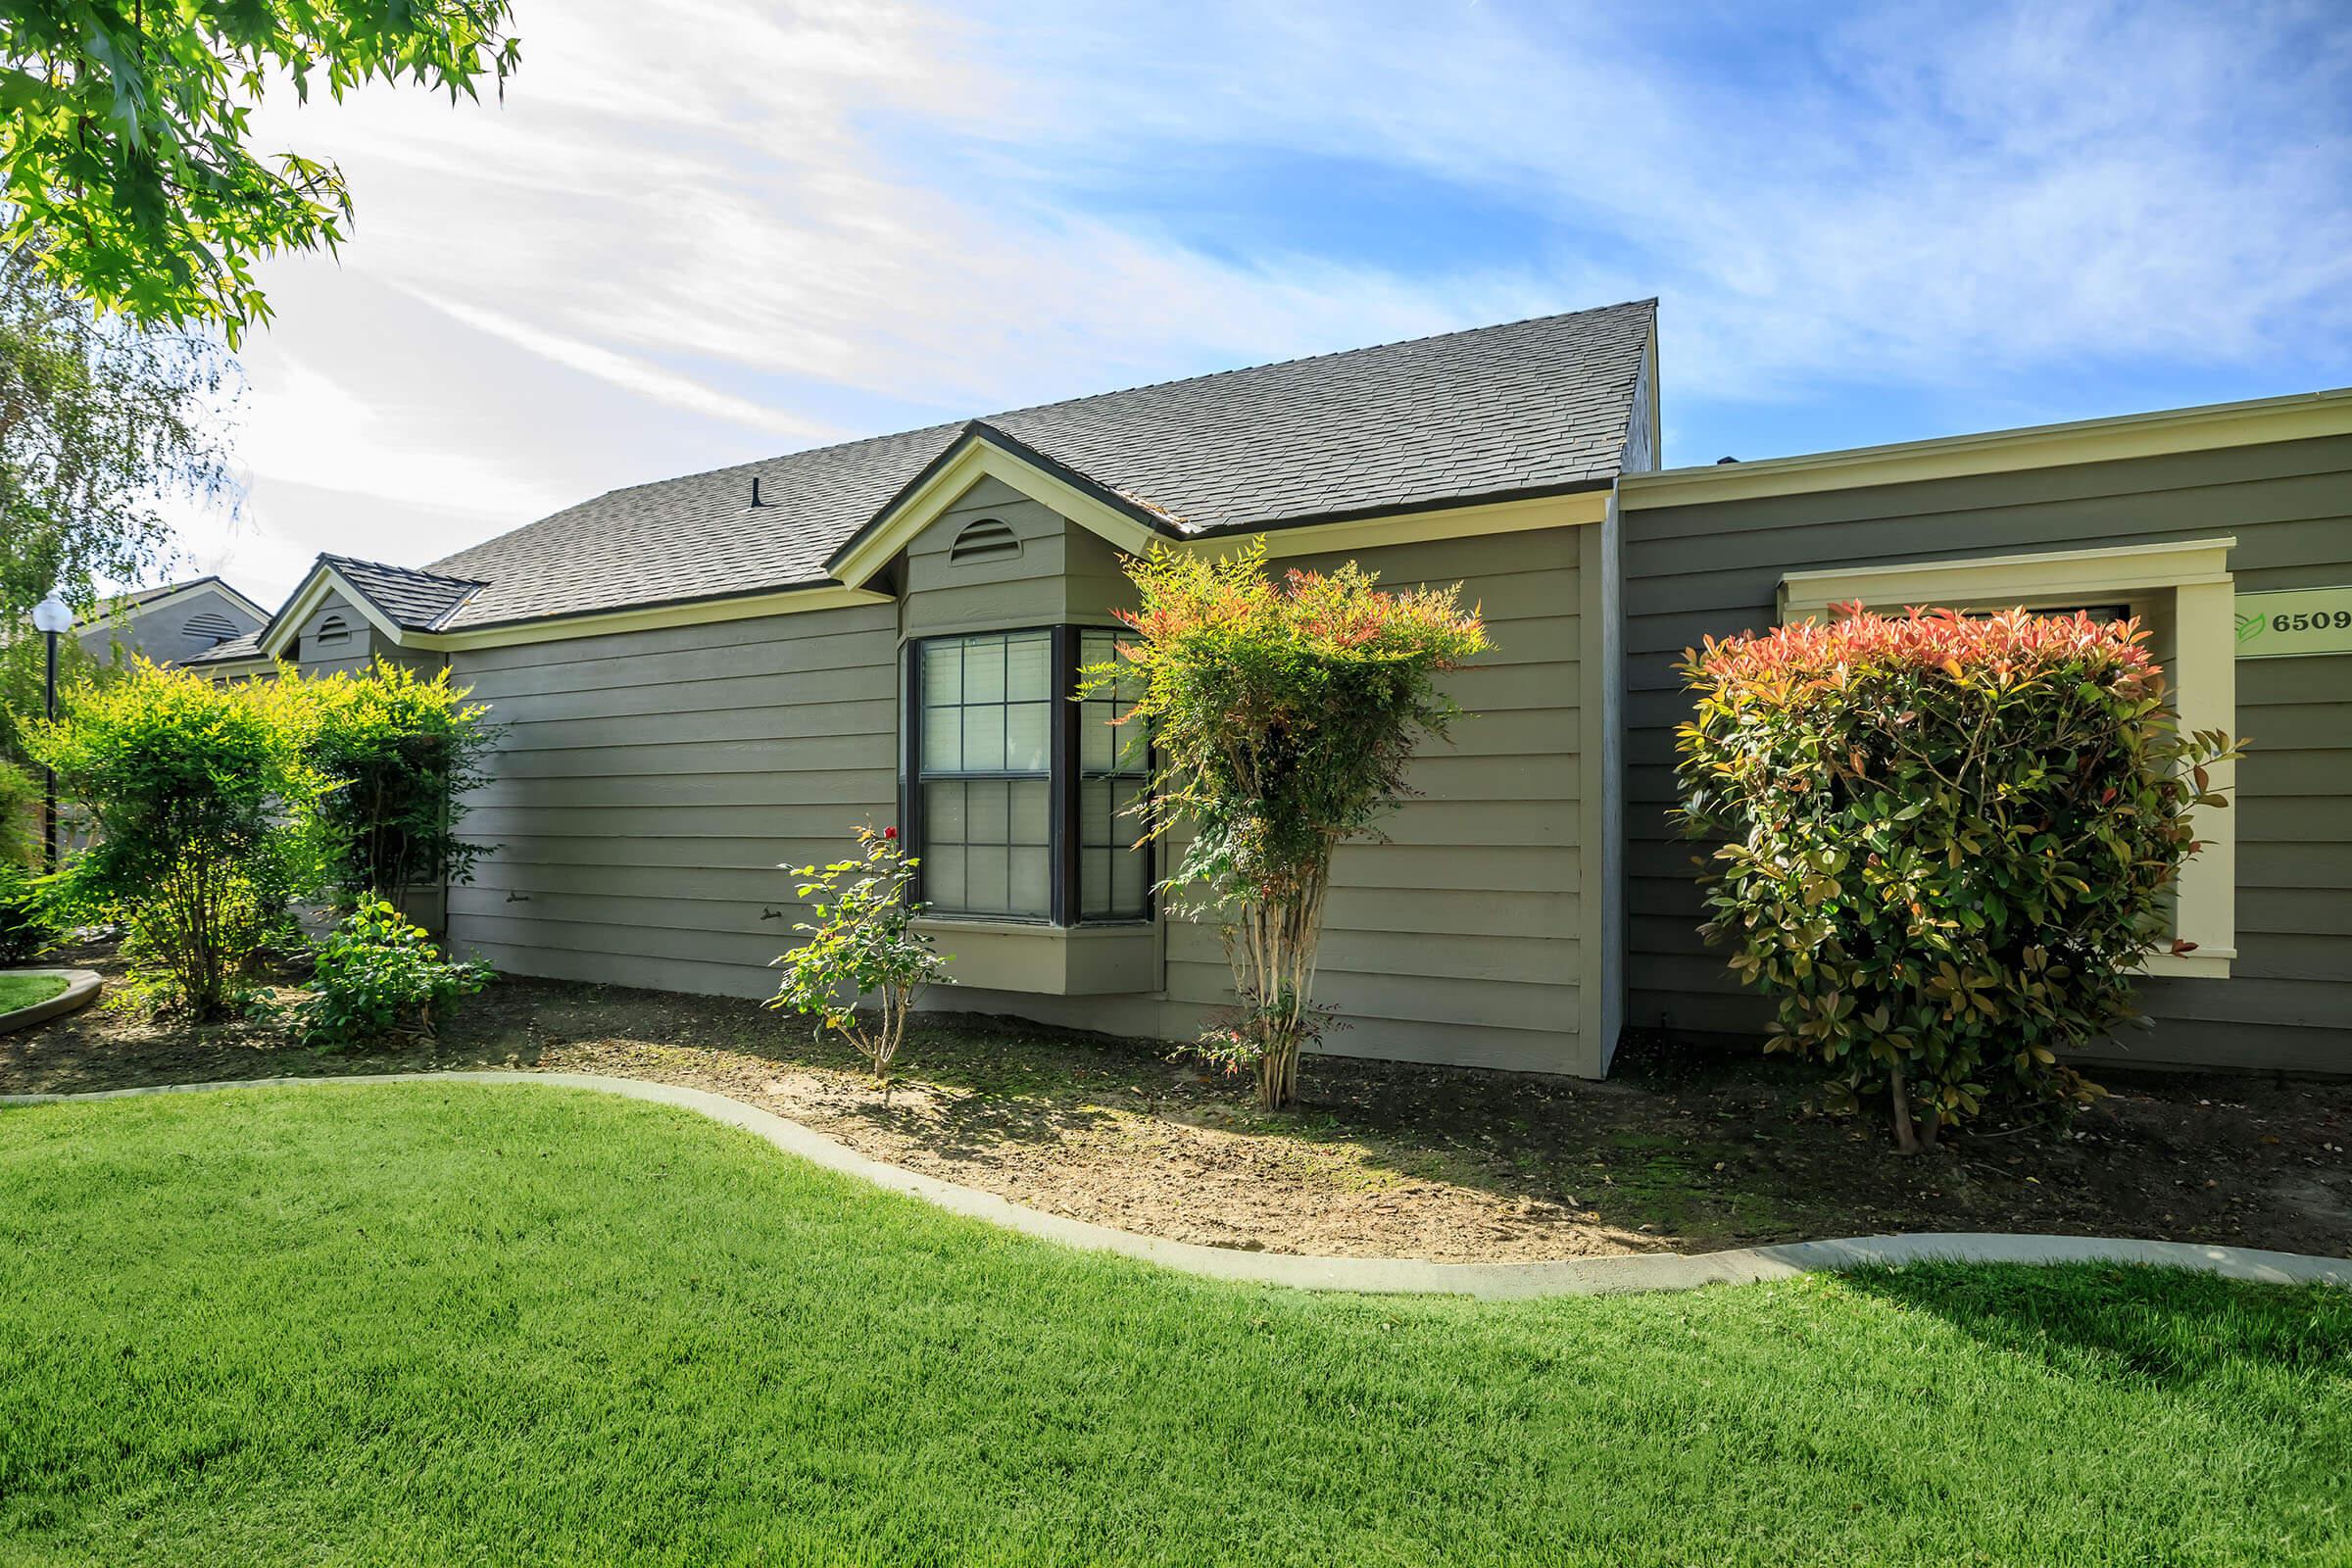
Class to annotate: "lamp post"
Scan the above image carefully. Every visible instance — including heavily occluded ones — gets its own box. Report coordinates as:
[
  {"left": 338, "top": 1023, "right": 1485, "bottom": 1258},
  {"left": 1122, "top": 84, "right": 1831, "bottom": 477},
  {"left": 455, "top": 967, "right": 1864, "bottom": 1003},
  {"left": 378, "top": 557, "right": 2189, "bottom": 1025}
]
[{"left": 29, "top": 593, "right": 71, "bottom": 872}]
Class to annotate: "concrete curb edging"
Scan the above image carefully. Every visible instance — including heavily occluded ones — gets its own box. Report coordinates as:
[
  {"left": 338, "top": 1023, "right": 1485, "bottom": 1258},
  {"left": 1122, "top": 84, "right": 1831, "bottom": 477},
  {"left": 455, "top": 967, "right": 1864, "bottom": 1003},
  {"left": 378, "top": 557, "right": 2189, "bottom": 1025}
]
[
  {"left": 0, "top": 969, "right": 102, "bottom": 1036},
  {"left": 6, "top": 1069, "right": 2347, "bottom": 1299}
]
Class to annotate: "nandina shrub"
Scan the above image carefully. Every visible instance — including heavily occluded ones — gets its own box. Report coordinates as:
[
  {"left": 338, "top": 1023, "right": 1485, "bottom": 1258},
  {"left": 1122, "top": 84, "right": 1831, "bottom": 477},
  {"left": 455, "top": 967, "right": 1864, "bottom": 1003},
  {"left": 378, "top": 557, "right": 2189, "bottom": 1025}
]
[
  {"left": 1084, "top": 540, "right": 1487, "bottom": 1110},
  {"left": 1676, "top": 605, "right": 2235, "bottom": 1152}
]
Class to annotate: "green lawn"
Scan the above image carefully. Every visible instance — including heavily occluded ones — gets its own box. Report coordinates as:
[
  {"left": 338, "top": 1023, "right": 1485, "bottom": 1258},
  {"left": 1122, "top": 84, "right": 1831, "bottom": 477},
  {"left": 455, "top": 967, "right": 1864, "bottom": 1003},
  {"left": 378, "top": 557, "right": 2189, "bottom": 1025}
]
[
  {"left": 1, "top": 1085, "right": 2344, "bottom": 1566},
  {"left": 0, "top": 972, "right": 67, "bottom": 1014}
]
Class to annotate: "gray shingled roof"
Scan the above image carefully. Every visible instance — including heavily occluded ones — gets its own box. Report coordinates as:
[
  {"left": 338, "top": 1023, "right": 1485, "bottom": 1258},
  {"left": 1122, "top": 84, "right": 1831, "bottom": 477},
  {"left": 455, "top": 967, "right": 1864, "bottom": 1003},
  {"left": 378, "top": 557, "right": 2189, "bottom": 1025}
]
[
  {"left": 407, "top": 298, "right": 1649, "bottom": 630},
  {"left": 182, "top": 627, "right": 265, "bottom": 664},
  {"left": 318, "top": 554, "right": 485, "bottom": 630}
]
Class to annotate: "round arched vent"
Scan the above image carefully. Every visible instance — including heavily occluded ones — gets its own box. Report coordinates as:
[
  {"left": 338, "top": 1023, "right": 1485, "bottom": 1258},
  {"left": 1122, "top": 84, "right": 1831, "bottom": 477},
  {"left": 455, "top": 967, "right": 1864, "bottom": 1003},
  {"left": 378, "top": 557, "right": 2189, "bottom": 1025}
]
[
  {"left": 949, "top": 516, "right": 1022, "bottom": 564},
  {"left": 182, "top": 611, "right": 239, "bottom": 647},
  {"left": 314, "top": 613, "right": 352, "bottom": 645}
]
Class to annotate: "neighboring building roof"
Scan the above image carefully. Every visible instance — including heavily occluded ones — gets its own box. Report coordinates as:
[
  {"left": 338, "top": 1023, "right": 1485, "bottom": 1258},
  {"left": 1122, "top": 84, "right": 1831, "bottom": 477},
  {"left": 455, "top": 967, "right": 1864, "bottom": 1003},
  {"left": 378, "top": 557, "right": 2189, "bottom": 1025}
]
[
  {"left": 428, "top": 298, "right": 1658, "bottom": 629},
  {"left": 76, "top": 573, "right": 269, "bottom": 629}
]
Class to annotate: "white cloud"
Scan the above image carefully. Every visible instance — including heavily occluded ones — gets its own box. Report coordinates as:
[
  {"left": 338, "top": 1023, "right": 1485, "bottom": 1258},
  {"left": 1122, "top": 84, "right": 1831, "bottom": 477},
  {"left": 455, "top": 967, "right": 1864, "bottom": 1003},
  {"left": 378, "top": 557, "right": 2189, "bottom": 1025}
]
[{"left": 170, "top": 0, "right": 2346, "bottom": 600}]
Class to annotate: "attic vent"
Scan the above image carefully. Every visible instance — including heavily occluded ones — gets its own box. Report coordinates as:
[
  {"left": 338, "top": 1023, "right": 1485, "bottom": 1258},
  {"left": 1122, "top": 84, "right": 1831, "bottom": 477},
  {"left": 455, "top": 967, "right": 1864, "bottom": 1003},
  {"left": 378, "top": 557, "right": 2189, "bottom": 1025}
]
[
  {"left": 182, "top": 611, "right": 239, "bottom": 647},
  {"left": 314, "top": 613, "right": 352, "bottom": 645},
  {"left": 949, "top": 517, "right": 1022, "bottom": 564}
]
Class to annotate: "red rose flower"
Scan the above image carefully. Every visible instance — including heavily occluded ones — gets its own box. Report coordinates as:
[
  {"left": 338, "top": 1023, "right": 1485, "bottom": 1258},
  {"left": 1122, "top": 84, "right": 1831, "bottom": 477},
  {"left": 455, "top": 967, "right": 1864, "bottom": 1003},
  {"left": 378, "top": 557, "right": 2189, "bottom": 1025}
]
[{"left": 882, "top": 825, "right": 898, "bottom": 840}]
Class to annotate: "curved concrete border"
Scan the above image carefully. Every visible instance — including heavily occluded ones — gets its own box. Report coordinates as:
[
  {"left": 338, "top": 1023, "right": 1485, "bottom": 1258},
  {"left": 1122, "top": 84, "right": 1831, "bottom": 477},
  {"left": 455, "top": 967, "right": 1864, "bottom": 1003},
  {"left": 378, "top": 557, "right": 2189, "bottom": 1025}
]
[
  {"left": 5, "top": 1069, "right": 2346, "bottom": 1299},
  {"left": 0, "top": 968, "right": 101, "bottom": 1036}
]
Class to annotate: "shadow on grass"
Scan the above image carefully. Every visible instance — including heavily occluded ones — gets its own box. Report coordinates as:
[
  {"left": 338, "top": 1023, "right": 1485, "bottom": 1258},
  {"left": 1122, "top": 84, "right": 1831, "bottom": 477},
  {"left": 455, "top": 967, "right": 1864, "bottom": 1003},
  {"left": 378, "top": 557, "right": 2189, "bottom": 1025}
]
[{"left": 1840, "top": 1260, "right": 2352, "bottom": 1405}]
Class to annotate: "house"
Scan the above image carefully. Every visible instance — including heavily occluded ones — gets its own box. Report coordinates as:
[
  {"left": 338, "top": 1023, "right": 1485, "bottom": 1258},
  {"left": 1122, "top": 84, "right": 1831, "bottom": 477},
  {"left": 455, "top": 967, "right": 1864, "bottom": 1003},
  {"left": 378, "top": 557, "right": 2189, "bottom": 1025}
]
[
  {"left": 77, "top": 575, "right": 268, "bottom": 667},
  {"left": 190, "top": 300, "right": 2352, "bottom": 1078}
]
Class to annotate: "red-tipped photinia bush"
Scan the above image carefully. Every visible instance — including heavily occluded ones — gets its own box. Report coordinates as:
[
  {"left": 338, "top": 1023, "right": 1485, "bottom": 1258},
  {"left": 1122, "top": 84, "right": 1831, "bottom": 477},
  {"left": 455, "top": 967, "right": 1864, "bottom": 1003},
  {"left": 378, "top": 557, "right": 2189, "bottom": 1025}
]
[
  {"left": 1676, "top": 604, "right": 2238, "bottom": 1152},
  {"left": 1082, "top": 540, "right": 1487, "bottom": 1109}
]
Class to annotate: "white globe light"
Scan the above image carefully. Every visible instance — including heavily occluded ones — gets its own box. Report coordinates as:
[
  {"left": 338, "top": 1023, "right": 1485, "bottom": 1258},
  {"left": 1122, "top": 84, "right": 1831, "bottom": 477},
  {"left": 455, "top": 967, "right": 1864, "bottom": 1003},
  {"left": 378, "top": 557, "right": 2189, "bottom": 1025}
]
[{"left": 30, "top": 595, "right": 73, "bottom": 634}]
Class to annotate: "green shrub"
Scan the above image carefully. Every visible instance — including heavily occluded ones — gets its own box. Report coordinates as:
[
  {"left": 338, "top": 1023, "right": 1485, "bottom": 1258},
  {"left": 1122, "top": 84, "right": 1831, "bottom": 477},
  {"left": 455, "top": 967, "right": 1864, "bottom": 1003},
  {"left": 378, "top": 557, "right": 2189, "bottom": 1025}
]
[
  {"left": 24, "top": 662, "right": 322, "bottom": 1017},
  {"left": 0, "top": 758, "right": 37, "bottom": 867},
  {"left": 1080, "top": 540, "right": 1487, "bottom": 1108},
  {"left": 1676, "top": 605, "right": 2236, "bottom": 1152},
  {"left": 284, "top": 662, "right": 504, "bottom": 905},
  {"left": 0, "top": 861, "right": 61, "bottom": 963},
  {"left": 766, "top": 826, "right": 948, "bottom": 1088},
  {"left": 296, "top": 895, "right": 493, "bottom": 1046}
]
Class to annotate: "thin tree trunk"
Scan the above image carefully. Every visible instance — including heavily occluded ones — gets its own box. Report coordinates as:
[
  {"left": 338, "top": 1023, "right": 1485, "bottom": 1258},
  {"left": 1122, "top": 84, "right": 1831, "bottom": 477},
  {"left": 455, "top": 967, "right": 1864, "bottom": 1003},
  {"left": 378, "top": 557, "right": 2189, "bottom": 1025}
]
[{"left": 1888, "top": 1060, "right": 1921, "bottom": 1154}]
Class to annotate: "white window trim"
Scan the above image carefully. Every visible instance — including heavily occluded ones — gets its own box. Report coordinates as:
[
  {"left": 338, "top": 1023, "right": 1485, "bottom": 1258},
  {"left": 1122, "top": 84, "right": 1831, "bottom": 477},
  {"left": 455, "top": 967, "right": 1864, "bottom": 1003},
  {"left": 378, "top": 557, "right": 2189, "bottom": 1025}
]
[{"left": 1777, "top": 537, "right": 2236, "bottom": 980}]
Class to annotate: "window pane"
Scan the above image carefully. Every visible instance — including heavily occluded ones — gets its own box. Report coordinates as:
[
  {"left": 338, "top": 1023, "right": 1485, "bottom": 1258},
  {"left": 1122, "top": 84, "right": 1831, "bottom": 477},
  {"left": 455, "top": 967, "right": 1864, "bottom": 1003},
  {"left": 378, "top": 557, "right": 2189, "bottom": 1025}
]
[
  {"left": 1080, "top": 711, "right": 1112, "bottom": 772},
  {"left": 967, "top": 846, "right": 1008, "bottom": 913},
  {"left": 1005, "top": 631, "right": 1052, "bottom": 700},
  {"left": 925, "top": 847, "right": 965, "bottom": 910},
  {"left": 965, "top": 637, "right": 1005, "bottom": 704},
  {"left": 1082, "top": 848, "right": 1110, "bottom": 917},
  {"left": 1113, "top": 840, "right": 1149, "bottom": 913},
  {"left": 962, "top": 706, "right": 1005, "bottom": 772},
  {"left": 1005, "top": 702, "right": 1049, "bottom": 771},
  {"left": 1009, "top": 778, "right": 1051, "bottom": 846},
  {"left": 922, "top": 640, "right": 962, "bottom": 706},
  {"left": 1009, "top": 848, "right": 1050, "bottom": 915},
  {"left": 924, "top": 780, "right": 966, "bottom": 842},
  {"left": 923, "top": 704, "right": 961, "bottom": 773}
]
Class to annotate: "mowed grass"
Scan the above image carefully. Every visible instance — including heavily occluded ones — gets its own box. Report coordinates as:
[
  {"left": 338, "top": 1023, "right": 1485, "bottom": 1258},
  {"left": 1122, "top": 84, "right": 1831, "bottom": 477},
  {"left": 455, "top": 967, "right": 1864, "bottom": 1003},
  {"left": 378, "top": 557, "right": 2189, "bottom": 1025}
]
[
  {"left": 1, "top": 1086, "right": 2345, "bottom": 1567},
  {"left": 0, "top": 973, "right": 67, "bottom": 1013}
]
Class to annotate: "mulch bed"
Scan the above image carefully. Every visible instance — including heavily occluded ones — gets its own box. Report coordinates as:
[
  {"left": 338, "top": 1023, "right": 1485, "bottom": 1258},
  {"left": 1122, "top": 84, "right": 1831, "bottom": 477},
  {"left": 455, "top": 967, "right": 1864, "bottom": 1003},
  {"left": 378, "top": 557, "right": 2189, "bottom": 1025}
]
[{"left": 5, "top": 943, "right": 2348, "bottom": 1264}]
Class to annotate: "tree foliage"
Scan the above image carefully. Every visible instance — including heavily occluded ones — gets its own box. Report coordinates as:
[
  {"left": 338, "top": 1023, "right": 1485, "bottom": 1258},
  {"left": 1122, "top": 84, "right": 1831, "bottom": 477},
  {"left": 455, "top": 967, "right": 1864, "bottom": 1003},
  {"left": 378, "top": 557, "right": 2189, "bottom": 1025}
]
[
  {"left": 767, "top": 826, "right": 949, "bottom": 1090},
  {"left": 1, "top": 2, "right": 519, "bottom": 339},
  {"left": 1085, "top": 541, "right": 1487, "bottom": 1109},
  {"left": 0, "top": 243, "right": 239, "bottom": 622},
  {"left": 1676, "top": 605, "right": 2237, "bottom": 1152},
  {"left": 282, "top": 661, "right": 502, "bottom": 903},
  {"left": 24, "top": 660, "right": 320, "bottom": 1015}
]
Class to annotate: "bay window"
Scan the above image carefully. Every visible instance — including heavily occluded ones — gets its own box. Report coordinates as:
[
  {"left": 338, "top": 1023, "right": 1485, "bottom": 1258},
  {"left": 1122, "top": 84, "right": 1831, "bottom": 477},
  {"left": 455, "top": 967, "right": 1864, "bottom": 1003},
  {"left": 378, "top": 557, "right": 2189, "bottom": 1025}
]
[{"left": 906, "top": 626, "right": 1151, "bottom": 924}]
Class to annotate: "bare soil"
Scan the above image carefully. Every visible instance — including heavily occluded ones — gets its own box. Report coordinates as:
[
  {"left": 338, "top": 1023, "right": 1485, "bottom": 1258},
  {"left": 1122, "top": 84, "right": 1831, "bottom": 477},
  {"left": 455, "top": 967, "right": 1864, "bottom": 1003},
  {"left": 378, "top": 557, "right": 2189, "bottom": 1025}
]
[{"left": 5, "top": 945, "right": 2348, "bottom": 1264}]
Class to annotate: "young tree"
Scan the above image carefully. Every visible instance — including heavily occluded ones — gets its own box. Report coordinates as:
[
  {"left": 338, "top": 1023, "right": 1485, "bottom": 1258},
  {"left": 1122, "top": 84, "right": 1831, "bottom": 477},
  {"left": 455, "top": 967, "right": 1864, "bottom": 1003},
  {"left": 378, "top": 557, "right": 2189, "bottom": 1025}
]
[
  {"left": 768, "top": 826, "right": 950, "bottom": 1092},
  {"left": 1, "top": 3, "right": 519, "bottom": 340},
  {"left": 1087, "top": 541, "right": 1487, "bottom": 1110},
  {"left": 0, "top": 243, "right": 240, "bottom": 626},
  {"left": 1677, "top": 605, "right": 2236, "bottom": 1152},
  {"left": 284, "top": 662, "right": 503, "bottom": 904},
  {"left": 26, "top": 661, "right": 322, "bottom": 1016}
]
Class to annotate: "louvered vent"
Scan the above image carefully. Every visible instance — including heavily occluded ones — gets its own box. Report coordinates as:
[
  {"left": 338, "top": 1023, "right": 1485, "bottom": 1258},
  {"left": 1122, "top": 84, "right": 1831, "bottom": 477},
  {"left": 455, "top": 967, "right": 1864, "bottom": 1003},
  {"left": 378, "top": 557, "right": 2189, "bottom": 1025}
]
[
  {"left": 314, "top": 614, "right": 352, "bottom": 645},
  {"left": 182, "top": 611, "right": 239, "bottom": 647},
  {"left": 949, "top": 517, "right": 1022, "bottom": 564}
]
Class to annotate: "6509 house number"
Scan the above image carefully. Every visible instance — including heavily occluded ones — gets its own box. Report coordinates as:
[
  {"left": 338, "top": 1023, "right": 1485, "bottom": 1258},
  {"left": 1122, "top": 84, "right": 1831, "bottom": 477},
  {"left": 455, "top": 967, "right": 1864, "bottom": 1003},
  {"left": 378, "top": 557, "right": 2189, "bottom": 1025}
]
[{"left": 2234, "top": 587, "right": 2352, "bottom": 660}]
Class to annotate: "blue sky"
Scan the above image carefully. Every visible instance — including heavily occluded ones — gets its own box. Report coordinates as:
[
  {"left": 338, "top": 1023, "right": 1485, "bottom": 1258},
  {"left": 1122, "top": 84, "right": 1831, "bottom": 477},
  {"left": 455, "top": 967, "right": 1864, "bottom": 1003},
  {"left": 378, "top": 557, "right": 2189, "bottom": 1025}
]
[{"left": 186, "top": 0, "right": 2352, "bottom": 604}]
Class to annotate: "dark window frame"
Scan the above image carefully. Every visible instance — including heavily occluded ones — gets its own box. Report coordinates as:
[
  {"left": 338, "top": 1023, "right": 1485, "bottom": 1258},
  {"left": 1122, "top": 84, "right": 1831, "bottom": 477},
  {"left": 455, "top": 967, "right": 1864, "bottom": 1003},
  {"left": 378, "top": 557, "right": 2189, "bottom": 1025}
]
[{"left": 902, "top": 623, "right": 1152, "bottom": 927}]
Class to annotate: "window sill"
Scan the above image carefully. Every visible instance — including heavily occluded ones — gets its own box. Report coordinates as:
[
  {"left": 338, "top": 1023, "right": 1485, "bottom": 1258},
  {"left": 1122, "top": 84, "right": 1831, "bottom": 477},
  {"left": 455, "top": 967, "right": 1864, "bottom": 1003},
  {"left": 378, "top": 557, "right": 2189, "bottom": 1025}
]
[
  {"left": 914, "top": 916, "right": 1159, "bottom": 995},
  {"left": 2139, "top": 948, "right": 2233, "bottom": 980}
]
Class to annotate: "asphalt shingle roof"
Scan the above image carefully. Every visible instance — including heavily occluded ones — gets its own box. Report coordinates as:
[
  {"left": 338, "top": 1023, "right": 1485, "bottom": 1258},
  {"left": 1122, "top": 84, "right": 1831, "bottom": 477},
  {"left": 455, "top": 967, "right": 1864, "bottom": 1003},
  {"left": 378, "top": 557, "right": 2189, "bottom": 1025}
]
[
  {"left": 181, "top": 628, "right": 264, "bottom": 664},
  {"left": 408, "top": 298, "right": 1654, "bottom": 630},
  {"left": 317, "top": 555, "right": 486, "bottom": 630}
]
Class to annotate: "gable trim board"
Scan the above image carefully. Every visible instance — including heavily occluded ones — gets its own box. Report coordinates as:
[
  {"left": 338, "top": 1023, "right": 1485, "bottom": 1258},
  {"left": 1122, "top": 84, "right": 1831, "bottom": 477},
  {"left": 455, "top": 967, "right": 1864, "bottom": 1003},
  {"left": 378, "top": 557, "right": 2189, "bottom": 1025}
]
[
  {"left": 260, "top": 563, "right": 424, "bottom": 658},
  {"left": 281, "top": 491, "right": 1614, "bottom": 660},
  {"left": 1620, "top": 386, "right": 2352, "bottom": 510}
]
